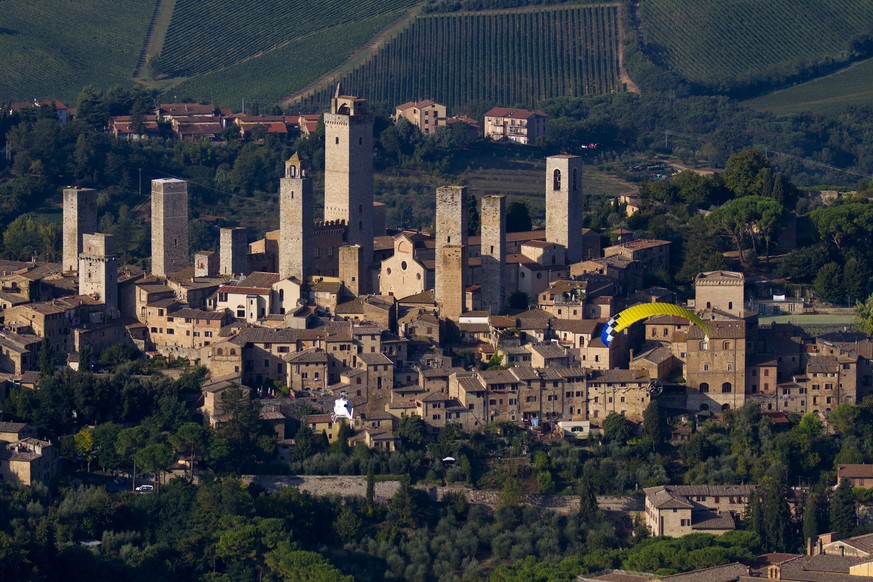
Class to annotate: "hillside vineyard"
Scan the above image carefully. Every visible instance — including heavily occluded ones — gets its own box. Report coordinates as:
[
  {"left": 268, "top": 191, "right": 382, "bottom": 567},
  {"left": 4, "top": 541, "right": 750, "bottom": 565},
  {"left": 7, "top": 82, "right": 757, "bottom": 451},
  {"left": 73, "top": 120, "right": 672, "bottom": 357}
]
[{"left": 297, "top": 5, "right": 623, "bottom": 110}]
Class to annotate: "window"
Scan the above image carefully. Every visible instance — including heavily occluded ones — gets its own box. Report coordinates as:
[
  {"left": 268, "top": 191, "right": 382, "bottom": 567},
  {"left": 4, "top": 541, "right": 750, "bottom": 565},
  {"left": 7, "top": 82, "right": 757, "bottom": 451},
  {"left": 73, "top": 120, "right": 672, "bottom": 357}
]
[
  {"left": 722, "top": 382, "right": 732, "bottom": 393},
  {"left": 700, "top": 382, "right": 709, "bottom": 393},
  {"left": 553, "top": 169, "right": 561, "bottom": 190}
]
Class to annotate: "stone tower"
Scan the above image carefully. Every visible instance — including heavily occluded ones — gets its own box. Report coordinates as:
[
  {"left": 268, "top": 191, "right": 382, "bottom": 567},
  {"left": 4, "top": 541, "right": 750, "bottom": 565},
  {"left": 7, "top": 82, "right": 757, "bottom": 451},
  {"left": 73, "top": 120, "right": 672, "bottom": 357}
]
[
  {"left": 63, "top": 187, "right": 97, "bottom": 272},
  {"left": 435, "top": 186, "right": 468, "bottom": 321},
  {"left": 279, "top": 153, "right": 313, "bottom": 281},
  {"left": 324, "top": 84, "right": 373, "bottom": 290},
  {"left": 220, "top": 227, "right": 247, "bottom": 276},
  {"left": 339, "top": 244, "right": 365, "bottom": 296},
  {"left": 545, "top": 155, "right": 584, "bottom": 263},
  {"left": 437, "top": 245, "right": 466, "bottom": 322},
  {"left": 435, "top": 186, "right": 468, "bottom": 308},
  {"left": 480, "top": 195, "right": 506, "bottom": 314},
  {"left": 79, "top": 233, "right": 118, "bottom": 316},
  {"left": 151, "top": 178, "right": 189, "bottom": 277}
]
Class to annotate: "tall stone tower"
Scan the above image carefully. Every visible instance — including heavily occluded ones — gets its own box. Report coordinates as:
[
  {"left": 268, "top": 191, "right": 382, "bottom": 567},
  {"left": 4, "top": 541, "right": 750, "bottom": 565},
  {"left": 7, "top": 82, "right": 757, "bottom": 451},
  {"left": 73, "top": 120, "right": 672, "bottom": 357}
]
[
  {"left": 151, "top": 178, "right": 189, "bottom": 277},
  {"left": 480, "top": 195, "right": 506, "bottom": 314},
  {"left": 79, "top": 233, "right": 118, "bottom": 316},
  {"left": 63, "top": 187, "right": 97, "bottom": 272},
  {"left": 545, "top": 155, "right": 584, "bottom": 263},
  {"left": 339, "top": 244, "right": 365, "bottom": 296},
  {"left": 279, "top": 153, "right": 312, "bottom": 281},
  {"left": 435, "top": 186, "right": 468, "bottom": 306},
  {"left": 435, "top": 186, "right": 468, "bottom": 321},
  {"left": 220, "top": 227, "right": 247, "bottom": 276},
  {"left": 324, "top": 84, "right": 373, "bottom": 290}
]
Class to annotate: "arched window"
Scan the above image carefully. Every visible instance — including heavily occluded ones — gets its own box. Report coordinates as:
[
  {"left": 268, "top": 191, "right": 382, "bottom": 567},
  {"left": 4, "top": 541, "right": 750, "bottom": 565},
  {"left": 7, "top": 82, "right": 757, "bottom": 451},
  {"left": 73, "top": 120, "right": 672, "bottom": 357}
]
[
  {"left": 217, "top": 348, "right": 223, "bottom": 356},
  {"left": 699, "top": 382, "right": 709, "bottom": 393},
  {"left": 722, "top": 382, "right": 732, "bottom": 393},
  {"left": 723, "top": 341, "right": 731, "bottom": 350},
  {"left": 230, "top": 348, "right": 237, "bottom": 356},
  {"left": 572, "top": 168, "right": 578, "bottom": 191},
  {"left": 553, "top": 169, "right": 561, "bottom": 191},
  {"left": 722, "top": 403, "right": 730, "bottom": 410}
]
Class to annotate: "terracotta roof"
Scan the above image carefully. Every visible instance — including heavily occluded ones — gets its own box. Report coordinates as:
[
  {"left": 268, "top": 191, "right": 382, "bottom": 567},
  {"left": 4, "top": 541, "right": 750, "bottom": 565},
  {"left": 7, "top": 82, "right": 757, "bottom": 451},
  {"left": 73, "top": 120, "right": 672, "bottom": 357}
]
[
  {"left": 552, "top": 319, "right": 599, "bottom": 335},
  {"left": 838, "top": 464, "right": 873, "bottom": 479},
  {"left": 484, "top": 107, "right": 547, "bottom": 119}
]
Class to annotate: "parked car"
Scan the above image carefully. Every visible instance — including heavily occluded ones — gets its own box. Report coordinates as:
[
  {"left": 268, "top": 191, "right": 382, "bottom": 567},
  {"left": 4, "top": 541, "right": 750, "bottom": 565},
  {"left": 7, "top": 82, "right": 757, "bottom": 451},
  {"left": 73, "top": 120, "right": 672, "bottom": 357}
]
[{"left": 135, "top": 484, "right": 154, "bottom": 493}]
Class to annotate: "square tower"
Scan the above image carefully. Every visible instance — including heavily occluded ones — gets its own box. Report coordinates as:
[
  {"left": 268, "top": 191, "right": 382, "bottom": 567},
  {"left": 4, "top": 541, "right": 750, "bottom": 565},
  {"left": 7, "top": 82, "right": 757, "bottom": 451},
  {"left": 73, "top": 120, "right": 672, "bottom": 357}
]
[
  {"left": 437, "top": 245, "right": 466, "bottom": 322},
  {"left": 151, "top": 179, "right": 189, "bottom": 277},
  {"left": 194, "top": 251, "right": 218, "bottom": 277},
  {"left": 63, "top": 187, "right": 97, "bottom": 272},
  {"left": 545, "top": 155, "right": 584, "bottom": 263},
  {"left": 435, "top": 186, "right": 468, "bottom": 309},
  {"left": 695, "top": 271, "right": 745, "bottom": 317},
  {"left": 220, "top": 227, "right": 247, "bottom": 276},
  {"left": 323, "top": 84, "right": 373, "bottom": 290},
  {"left": 279, "top": 153, "right": 313, "bottom": 281},
  {"left": 79, "top": 233, "right": 118, "bottom": 316},
  {"left": 480, "top": 195, "right": 506, "bottom": 314}
]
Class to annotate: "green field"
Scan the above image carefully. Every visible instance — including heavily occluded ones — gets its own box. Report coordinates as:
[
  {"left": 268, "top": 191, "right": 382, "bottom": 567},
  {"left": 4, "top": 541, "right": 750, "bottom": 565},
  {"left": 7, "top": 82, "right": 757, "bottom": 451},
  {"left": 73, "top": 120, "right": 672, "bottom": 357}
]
[
  {"left": 746, "top": 56, "right": 873, "bottom": 114},
  {"left": 171, "top": 13, "right": 404, "bottom": 108},
  {"left": 639, "top": 0, "right": 873, "bottom": 91},
  {"left": 0, "top": 0, "right": 156, "bottom": 102},
  {"left": 294, "top": 4, "right": 624, "bottom": 111},
  {"left": 158, "top": 0, "right": 420, "bottom": 78}
]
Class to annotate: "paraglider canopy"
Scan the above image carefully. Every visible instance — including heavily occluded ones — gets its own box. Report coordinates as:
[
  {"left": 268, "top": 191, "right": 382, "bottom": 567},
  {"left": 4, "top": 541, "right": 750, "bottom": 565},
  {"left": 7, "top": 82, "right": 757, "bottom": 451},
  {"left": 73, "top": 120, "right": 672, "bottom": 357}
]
[{"left": 600, "top": 303, "right": 710, "bottom": 347}]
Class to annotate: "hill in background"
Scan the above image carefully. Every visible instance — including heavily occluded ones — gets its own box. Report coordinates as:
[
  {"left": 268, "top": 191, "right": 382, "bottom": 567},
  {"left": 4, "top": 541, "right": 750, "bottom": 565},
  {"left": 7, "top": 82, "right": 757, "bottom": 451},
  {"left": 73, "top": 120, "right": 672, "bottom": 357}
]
[
  {"left": 291, "top": 4, "right": 626, "bottom": 112},
  {"left": 639, "top": 0, "right": 873, "bottom": 95},
  {"left": 0, "top": 0, "right": 156, "bottom": 103}
]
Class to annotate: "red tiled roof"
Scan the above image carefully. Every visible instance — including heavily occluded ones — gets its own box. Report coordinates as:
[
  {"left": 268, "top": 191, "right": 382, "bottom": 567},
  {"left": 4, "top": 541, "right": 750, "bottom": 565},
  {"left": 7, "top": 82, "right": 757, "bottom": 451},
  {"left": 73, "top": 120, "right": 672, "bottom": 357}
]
[{"left": 484, "top": 107, "right": 547, "bottom": 119}]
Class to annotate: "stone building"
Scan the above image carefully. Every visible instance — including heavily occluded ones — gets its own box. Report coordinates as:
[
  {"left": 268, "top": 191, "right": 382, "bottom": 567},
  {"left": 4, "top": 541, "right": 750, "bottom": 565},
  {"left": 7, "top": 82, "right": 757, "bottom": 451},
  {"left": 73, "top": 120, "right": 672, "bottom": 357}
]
[
  {"left": 219, "top": 227, "right": 247, "bottom": 277},
  {"left": 78, "top": 233, "right": 118, "bottom": 316},
  {"left": 194, "top": 251, "right": 218, "bottom": 277},
  {"left": 151, "top": 178, "right": 189, "bottom": 277},
  {"left": 0, "top": 437, "right": 59, "bottom": 486},
  {"left": 643, "top": 484, "right": 754, "bottom": 537},
  {"left": 602, "top": 238, "right": 671, "bottom": 278},
  {"left": 435, "top": 186, "right": 468, "bottom": 322},
  {"left": 279, "top": 153, "right": 312, "bottom": 282},
  {"left": 694, "top": 271, "right": 746, "bottom": 318},
  {"left": 685, "top": 319, "right": 747, "bottom": 413},
  {"left": 394, "top": 99, "right": 446, "bottom": 135},
  {"left": 479, "top": 195, "right": 505, "bottom": 314},
  {"left": 483, "top": 107, "right": 548, "bottom": 145},
  {"left": 62, "top": 187, "right": 97, "bottom": 273},
  {"left": 545, "top": 155, "right": 584, "bottom": 263},
  {"left": 324, "top": 85, "right": 373, "bottom": 291}
]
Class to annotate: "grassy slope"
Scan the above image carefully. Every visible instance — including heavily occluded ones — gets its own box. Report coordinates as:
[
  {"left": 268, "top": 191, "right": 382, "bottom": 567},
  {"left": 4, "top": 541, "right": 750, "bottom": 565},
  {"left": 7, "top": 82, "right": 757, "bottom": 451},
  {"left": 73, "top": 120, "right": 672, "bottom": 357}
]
[
  {"left": 746, "top": 56, "right": 873, "bottom": 115},
  {"left": 171, "top": 13, "right": 403, "bottom": 108},
  {"left": 639, "top": 0, "right": 873, "bottom": 89},
  {"left": 0, "top": 0, "right": 156, "bottom": 102}
]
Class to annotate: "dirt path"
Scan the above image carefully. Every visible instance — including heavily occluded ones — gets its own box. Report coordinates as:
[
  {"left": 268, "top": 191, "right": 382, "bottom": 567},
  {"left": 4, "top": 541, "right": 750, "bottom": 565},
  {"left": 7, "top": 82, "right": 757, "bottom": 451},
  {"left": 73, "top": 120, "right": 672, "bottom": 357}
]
[
  {"left": 281, "top": 4, "right": 426, "bottom": 107},
  {"left": 617, "top": 2, "right": 640, "bottom": 93},
  {"left": 133, "top": 0, "right": 177, "bottom": 80}
]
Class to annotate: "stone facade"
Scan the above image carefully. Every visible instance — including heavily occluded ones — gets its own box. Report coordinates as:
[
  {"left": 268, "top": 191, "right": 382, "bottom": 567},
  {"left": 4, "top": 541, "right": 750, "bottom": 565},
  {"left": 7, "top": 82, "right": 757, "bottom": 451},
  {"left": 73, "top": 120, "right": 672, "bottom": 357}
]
[
  {"left": 436, "top": 246, "right": 465, "bottom": 322},
  {"left": 62, "top": 187, "right": 97, "bottom": 273},
  {"left": 279, "top": 153, "right": 313, "bottom": 281},
  {"left": 151, "top": 178, "right": 189, "bottom": 277},
  {"left": 695, "top": 271, "right": 745, "bottom": 318},
  {"left": 219, "top": 227, "right": 247, "bottom": 277},
  {"left": 480, "top": 195, "right": 505, "bottom": 314},
  {"left": 339, "top": 244, "right": 365, "bottom": 296},
  {"left": 323, "top": 86, "right": 373, "bottom": 291},
  {"left": 435, "top": 186, "right": 468, "bottom": 313},
  {"left": 78, "top": 233, "right": 118, "bottom": 315},
  {"left": 194, "top": 251, "right": 218, "bottom": 277},
  {"left": 545, "top": 155, "right": 583, "bottom": 263}
]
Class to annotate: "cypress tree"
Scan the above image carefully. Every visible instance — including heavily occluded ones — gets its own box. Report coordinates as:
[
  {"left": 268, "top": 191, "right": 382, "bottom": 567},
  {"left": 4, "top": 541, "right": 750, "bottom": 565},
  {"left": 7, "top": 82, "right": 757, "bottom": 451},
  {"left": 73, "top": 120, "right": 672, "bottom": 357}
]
[{"left": 831, "top": 478, "right": 858, "bottom": 537}]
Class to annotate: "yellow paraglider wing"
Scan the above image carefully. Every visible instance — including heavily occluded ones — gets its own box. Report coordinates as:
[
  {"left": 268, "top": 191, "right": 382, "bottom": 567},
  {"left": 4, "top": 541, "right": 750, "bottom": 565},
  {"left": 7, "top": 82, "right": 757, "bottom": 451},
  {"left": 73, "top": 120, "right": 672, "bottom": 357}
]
[{"left": 600, "top": 303, "right": 709, "bottom": 346}]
